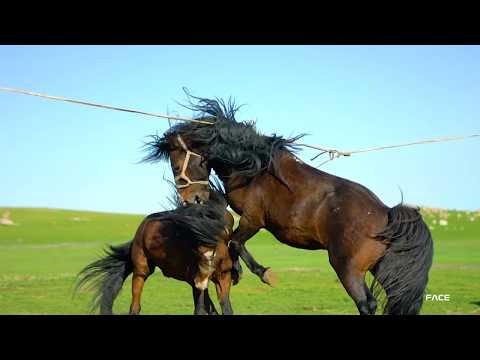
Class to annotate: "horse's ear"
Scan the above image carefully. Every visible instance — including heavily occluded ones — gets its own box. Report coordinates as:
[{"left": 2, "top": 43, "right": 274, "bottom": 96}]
[{"left": 140, "top": 134, "right": 171, "bottom": 163}]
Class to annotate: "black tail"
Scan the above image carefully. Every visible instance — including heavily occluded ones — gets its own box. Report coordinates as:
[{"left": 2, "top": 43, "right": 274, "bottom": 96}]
[
  {"left": 74, "top": 241, "right": 133, "bottom": 315},
  {"left": 371, "top": 205, "right": 434, "bottom": 315}
]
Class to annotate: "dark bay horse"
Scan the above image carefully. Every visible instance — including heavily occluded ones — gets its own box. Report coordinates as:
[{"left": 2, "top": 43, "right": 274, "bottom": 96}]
[
  {"left": 75, "top": 189, "right": 234, "bottom": 315},
  {"left": 142, "top": 95, "right": 434, "bottom": 315}
]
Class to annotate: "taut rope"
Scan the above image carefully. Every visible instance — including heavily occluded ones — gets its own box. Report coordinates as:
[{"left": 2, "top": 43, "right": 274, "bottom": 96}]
[
  {"left": 1, "top": 86, "right": 478, "bottom": 167},
  {"left": 0, "top": 87, "right": 214, "bottom": 125},
  {"left": 297, "top": 134, "right": 480, "bottom": 166}
]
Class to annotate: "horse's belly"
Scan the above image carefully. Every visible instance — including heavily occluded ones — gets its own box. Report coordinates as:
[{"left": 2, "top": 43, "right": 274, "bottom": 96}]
[
  {"left": 149, "top": 253, "right": 190, "bottom": 282},
  {"left": 159, "top": 264, "right": 188, "bottom": 281},
  {"left": 161, "top": 271, "right": 187, "bottom": 282},
  {"left": 268, "top": 226, "right": 326, "bottom": 250}
]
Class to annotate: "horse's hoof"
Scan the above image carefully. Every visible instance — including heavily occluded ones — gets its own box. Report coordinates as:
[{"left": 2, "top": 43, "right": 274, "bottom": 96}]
[
  {"left": 233, "top": 261, "right": 243, "bottom": 275},
  {"left": 261, "top": 268, "right": 277, "bottom": 287},
  {"left": 231, "top": 264, "right": 242, "bottom": 286},
  {"left": 232, "top": 273, "right": 241, "bottom": 286},
  {"left": 232, "top": 275, "right": 240, "bottom": 286}
]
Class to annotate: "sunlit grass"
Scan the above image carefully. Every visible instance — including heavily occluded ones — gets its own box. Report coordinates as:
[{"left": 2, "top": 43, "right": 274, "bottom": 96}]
[{"left": 0, "top": 207, "right": 478, "bottom": 315}]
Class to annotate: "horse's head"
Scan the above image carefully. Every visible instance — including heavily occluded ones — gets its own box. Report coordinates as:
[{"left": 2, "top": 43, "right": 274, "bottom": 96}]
[
  {"left": 165, "top": 132, "right": 211, "bottom": 205},
  {"left": 143, "top": 90, "right": 303, "bottom": 205}
]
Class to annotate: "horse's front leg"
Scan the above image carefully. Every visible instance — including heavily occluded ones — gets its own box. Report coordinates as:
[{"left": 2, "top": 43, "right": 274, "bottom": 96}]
[
  {"left": 214, "top": 271, "right": 233, "bottom": 315},
  {"left": 230, "top": 217, "right": 277, "bottom": 287},
  {"left": 204, "top": 288, "right": 219, "bottom": 315},
  {"left": 192, "top": 287, "right": 208, "bottom": 315}
]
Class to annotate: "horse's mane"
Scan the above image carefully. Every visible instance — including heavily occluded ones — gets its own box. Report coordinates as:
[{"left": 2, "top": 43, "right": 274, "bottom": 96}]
[
  {"left": 149, "top": 183, "right": 229, "bottom": 247},
  {"left": 142, "top": 91, "right": 305, "bottom": 179}
]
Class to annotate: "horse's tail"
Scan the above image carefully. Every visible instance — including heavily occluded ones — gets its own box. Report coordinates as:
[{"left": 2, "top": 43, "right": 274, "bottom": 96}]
[
  {"left": 74, "top": 241, "right": 133, "bottom": 314},
  {"left": 371, "top": 204, "right": 433, "bottom": 315}
]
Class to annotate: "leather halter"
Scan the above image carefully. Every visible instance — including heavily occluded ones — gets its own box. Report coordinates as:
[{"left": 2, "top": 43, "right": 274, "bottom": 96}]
[{"left": 174, "top": 135, "right": 209, "bottom": 189}]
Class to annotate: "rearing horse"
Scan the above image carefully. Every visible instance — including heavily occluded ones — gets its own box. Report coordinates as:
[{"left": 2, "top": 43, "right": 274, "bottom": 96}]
[{"left": 143, "top": 95, "right": 434, "bottom": 315}]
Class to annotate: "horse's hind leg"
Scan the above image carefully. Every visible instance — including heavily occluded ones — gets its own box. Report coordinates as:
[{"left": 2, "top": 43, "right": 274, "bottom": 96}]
[
  {"left": 129, "top": 245, "right": 155, "bottom": 315},
  {"left": 329, "top": 254, "right": 377, "bottom": 315}
]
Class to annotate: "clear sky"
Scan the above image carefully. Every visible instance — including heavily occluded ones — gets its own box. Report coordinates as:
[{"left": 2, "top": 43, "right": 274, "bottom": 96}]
[{"left": 0, "top": 45, "right": 479, "bottom": 214}]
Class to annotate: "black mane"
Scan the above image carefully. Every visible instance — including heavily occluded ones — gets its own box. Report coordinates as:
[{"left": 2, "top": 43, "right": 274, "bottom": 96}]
[
  {"left": 142, "top": 91, "right": 305, "bottom": 179},
  {"left": 147, "top": 184, "right": 229, "bottom": 247}
]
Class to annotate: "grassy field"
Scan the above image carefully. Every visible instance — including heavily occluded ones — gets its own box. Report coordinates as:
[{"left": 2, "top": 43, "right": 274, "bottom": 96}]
[{"left": 0, "top": 206, "right": 479, "bottom": 315}]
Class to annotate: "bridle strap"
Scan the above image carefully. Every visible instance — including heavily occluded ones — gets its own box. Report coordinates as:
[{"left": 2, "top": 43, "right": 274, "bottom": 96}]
[{"left": 174, "top": 135, "right": 209, "bottom": 189}]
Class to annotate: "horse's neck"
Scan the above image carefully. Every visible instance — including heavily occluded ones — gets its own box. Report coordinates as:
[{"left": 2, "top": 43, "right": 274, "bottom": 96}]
[
  {"left": 271, "top": 151, "right": 325, "bottom": 190},
  {"left": 218, "top": 154, "right": 330, "bottom": 223},
  {"left": 214, "top": 151, "right": 316, "bottom": 192},
  {"left": 275, "top": 152, "right": 389, "bottom": 208},
  {"left": 218, "top": 173, "right": 249, "bottom": 193}
]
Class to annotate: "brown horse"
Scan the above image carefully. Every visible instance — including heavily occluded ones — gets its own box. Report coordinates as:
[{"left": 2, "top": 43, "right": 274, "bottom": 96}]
[
  {"left": 143, "top": 94, "right": 434, "bottom": 315},
  {"left": 75, "top": 188, "right": 234, "bottom": 315}
]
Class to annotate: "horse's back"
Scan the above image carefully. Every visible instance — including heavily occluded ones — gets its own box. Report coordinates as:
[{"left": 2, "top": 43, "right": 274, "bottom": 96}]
[
  {"left": 134, "top": 214, "right": 193, "bottom": 281},
  {"left": 291, "top": 155, "right": 390, "bottom": 228},
  {"left": 253, "top": 154, "right": 391, "bottom": 251},
  {"left": 134, "top": 208, "right": 233, "bottom": 283}
]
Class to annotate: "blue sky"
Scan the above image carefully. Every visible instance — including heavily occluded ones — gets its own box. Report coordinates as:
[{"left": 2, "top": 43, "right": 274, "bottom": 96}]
[{"left": 0, "top": 45, "right": 479, "bottom": 214}]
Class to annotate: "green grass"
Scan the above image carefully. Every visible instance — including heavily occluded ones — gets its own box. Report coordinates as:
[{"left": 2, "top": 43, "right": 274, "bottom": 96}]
[{"left": 0, "top": 206, "right": 479, "bottom": 315}]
